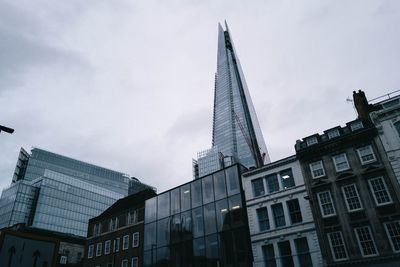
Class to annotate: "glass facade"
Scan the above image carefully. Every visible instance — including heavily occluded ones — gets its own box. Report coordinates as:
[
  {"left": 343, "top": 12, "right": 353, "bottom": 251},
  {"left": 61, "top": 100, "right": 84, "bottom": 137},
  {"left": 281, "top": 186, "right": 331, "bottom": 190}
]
[
  {"left": 23, "top": 148, "right": 130, "bottom": 195},
  {"left": 143, "top": 165, "right": 252, "bottom": 266},
  {"left": 31, "top": 170, "right": 122, "bottom": 236},
  {"left": 0, "top": 148, "right": 130, "bottom": 236},
  {"left": 212, "top": 23, "right": 270, "bottom": 169},
  {"left": 0, "top": 180, "right": 39, "bottom": 228}
]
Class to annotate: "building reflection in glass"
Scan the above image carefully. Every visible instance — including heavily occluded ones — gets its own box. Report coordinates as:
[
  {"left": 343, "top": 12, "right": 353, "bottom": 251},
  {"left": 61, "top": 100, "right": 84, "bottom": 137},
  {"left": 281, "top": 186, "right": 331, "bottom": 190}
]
[{"left": 143, "top": 164, "right": 252, "bottom": 267}]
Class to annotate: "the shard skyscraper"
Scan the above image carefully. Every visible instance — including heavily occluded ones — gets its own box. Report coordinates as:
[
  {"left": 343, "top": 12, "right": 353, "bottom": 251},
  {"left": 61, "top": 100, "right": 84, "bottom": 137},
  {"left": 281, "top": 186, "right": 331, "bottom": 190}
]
[{"left": 194, "top": 22, "right": 270, "bottom": 178}]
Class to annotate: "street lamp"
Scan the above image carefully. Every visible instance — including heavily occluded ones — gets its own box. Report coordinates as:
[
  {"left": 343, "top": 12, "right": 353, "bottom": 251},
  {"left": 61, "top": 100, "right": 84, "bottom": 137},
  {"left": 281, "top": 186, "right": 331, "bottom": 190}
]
[{"left": 0, "top": 125, "right": 14, "bottom": 134}]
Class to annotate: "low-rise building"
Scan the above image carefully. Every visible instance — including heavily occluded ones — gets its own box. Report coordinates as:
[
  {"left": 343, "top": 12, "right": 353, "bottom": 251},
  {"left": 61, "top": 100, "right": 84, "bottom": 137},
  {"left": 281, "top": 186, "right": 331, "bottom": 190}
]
[
  {"left": 0, "top": 223, "right": 85, "bottom": 267},
  {"left": 85, "top": 189, "right": 156, "bottom": 267},
  {"left": 353, "top": 90, "right": 400, "bottom": 185},
  {"left": 242, "top": 155, "right": 322, "bottom": 267},
  {"left": 295, "top": 118, "right": 400, "bottom": 266},
  {"left": 143, "top": 164, "right": 253, "bottom": 266}
]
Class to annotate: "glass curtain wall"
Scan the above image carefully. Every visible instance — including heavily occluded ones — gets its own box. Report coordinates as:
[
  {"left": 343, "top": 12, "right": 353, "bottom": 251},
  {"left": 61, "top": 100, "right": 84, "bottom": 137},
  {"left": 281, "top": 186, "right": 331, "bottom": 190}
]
[{"left": 143, "top": 165, "right": 252, "bottom": 267}]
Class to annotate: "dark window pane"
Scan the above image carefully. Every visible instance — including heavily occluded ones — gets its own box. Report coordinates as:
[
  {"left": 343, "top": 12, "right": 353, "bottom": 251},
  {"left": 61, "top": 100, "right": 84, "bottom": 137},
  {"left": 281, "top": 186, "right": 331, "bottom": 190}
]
[
  {"left": 157, "top": 218, "right": 170, "bottom": 247},
  {"left": 295, "top": 237, "right": 313, "bottom": 267},
  {"left": 181, "top": 210, "right": 192, "bottom": 240},
  {"left": 229, "top": 194, "right": 243, "bottom": 227},
  {"left": 256, "top": 207, "right": 270, "bottom": 231},
  {"left": 180, "top": 184, "right": 191, "bottom": 212},
  {"left": 215, "top": 199, "right": 229, "bottom": 231},
  {"left": 226, "top": 166, "right": 240, "bottom": 196},
  {"left": 204, "top": 203, "right": 217, "bottom": 235},
  {"left": 145, "top": 197, "right": 157, "bottom": 223},
  {"left": 266, "top": 174, "right": 279, "bottom": 193},
  {"left": 232, "top": 229, "right": 250, "bottom": 266},
  {"left": 281, "top": 169, "right": 295, "bottom": 189},
  {"left": 202, "top": 175, "right": 214, "bottom": 204},
  {"left": 213, "top": 171, "right": 227, "bottom": 200},
  {"left": 157, "top": 192, "right": 170, "bottom": 220},
  {"left": 192, "top": 207, "right": 204, "bottom": 238},
  {"left": 191, "top": 180, "right": 202, "bottom": 208},
  {"left": 143, "top": 250, "right": 156, "bottom": 267},
  {"left": 205, "top": 234, "right": 219, "bottom": 266},
  {"left": 157, "top": 246, "right": 170, "bottom": 267},
  {"left": 193, "top": 237, "right": 205, "bottom": 267},
  {"left": 278, "top": 241, "right": 294, "bottom": 267},
  {"left": 287, "top": 199, "right": 302, "bottom": 224},
  {"left": 262, "top": 244, "right": 277, "bottom": 267},
  {"left": 170, "top": 214, "right": 181, "bottom": 244},
  {"left": 144, "top": 222, "right": 156, "bottom": 250},
  {"left": 252, "top": 178, "right": 265, "bottom": 197},
  {"left": 272, "top": 203, "right": 286, "bottom": 227},
  {"left": 170, "top": 188, "right": 180, "bottom": 215}
]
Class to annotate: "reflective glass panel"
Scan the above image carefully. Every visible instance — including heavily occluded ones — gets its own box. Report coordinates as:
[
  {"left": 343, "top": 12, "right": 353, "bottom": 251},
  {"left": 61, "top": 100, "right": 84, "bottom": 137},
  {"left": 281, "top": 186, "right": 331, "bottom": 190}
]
[
  {"left": 192, "top": 207, "right": 204, "bottom": 238},
  {"left": 181, "top": 210, "right": 192, "bottom": 240},
  {"left": 157, "top": 192, "right": 170, "bottom": 220},
  {"left": 229, "top": 194, "right": 243, "bottom": 227},
  {"left": 203, "top": 203, "right": 217, "bottom": 235},
  {"left": 191, "top": 180, "right": 202, "bottom": 208},
  {"left": 157, "top": 217, "right": 170, "bottom": 247},
  {"left": 170, "top": 214, "right": 181, "bottom": 244},
  {"left": 170, "top": 188, "right": 180, "bottom": 215},
  {"left": 202, "top": 175, "right": 214, "bottom": 204},
  {"left": 144, "top": 222, "right": 156, "bottom": 250},
  {"left": 205, "top": 234, "right": 219, "bottom": 264},
  {"left": 193, "top": 237, "right": 205, "bottom": 267},
  {"left": 180, "top": 184, "right": 191, "bottom": 212},
  {"left": 156, "top": 246, "right": 170, "bottom": 266},
  {"left": 215, "top": 199, "right": 229, "bottom": 231},
  {"left": 213, "top": 171, "right": 227, "bottom": 201},
  {"left": 225, "top": 166, "right": 240, "bottom": 196}
]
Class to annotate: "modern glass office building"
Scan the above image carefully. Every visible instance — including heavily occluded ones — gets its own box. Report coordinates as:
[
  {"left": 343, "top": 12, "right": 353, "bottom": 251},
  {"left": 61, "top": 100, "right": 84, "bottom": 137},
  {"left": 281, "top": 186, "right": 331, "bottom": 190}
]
[
  {"left": 143, "top": 164, "right": 252, "bottom": 267},
  {"left": 15, "top": 147, "right": 129, "bottom": 195},
  {"left": 0, "top": 147, "right": 137, "bottom": 236},
  {"left": 211, "top": 23, "right": 270, "bottom": 169}
]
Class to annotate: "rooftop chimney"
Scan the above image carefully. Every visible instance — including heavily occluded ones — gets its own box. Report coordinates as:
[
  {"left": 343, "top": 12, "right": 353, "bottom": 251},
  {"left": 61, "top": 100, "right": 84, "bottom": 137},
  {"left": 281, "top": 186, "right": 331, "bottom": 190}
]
[{"left": 353, "top": 90, "right": 372, "bottom": 120}]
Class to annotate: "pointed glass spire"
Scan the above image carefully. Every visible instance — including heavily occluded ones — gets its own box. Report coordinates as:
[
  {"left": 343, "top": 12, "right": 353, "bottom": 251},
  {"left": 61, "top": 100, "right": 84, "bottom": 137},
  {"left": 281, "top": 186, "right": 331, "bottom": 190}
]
[{"left": 212, "top": 22, "right": 270, "bottom": 169}]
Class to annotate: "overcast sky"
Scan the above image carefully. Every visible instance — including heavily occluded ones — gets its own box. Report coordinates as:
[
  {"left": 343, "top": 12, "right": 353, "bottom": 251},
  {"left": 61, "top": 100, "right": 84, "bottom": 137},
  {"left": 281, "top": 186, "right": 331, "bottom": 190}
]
[{"left": 1, "top": 0, "right": 399, "bottom": 193}]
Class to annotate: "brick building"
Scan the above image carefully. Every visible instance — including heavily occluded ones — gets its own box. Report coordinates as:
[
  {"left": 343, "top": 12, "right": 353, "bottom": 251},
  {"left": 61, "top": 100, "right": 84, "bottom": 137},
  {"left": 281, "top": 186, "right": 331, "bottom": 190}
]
[
  {"left": 85, "top": 189, "right": 156, "bottom": 267},
  {"left": 295, "top": 118, "right": 400, "bottom": 266}
]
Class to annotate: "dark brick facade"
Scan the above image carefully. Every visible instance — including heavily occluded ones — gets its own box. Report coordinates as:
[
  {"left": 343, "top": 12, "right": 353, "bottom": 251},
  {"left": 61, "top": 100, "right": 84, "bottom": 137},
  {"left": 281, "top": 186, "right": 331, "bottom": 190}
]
[
  {"left": 84, "top": 189, "right": 156, "bottom": 267},
  {"left": 296, "top": 119, "right": 400, "bottom": 266}
]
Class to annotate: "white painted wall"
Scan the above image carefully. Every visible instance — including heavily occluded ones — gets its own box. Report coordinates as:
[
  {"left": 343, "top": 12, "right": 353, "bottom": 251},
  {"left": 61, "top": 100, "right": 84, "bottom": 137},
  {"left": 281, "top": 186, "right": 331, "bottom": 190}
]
[{"left": 242, "top": 159, "right": 322, "bottom": 267}]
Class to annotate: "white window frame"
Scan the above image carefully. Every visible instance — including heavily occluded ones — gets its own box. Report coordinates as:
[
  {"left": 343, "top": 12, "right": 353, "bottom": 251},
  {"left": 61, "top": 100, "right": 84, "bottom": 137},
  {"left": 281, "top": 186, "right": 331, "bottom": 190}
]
[
  {"left": 327, "top": 129, "right": 340, "bottom": 139},
  {"left": 327, "top": 231, "right": 348, "bottom": 261},
  {"left": 368, "top": 177, "right": 392, "bottom": 206},
  {"left": 113, "top": 237, "right": 120, "bottom": 252},
  {"left": 88, "top": 244, "right": 94, "bottom": 259},
  {"left": 341, "top": 184, "right": 363, "bottom": 212},
  {"left": 132, "top": 232, "right": 139, "bottom": 248},
  {"left": 354, "top": 226, "right": 378, "bottom": 257},
  {"left": 306, "top": 136, "right": 318, "bottom": 146},
  {"left": 123, "top": 235, "right": 129, "bottom": 250},
  {"left": 121, "top": 259, "right": 128, "bottom": 267},
  {"left": 332, "top": 153, "right": 350, "bottom": 172},
  {"left": 384, "top": 221, "right": 400, "bottom": 253},
  {"left": 96, "top": 242, "right": 102, "bottom": 257},
  {"left": 128, "top": 210, "right": 138, "bottom": 225},
  {"left": 60, "top": 255, "right": 67, "bottom": 264},
  {"left": 317, "top": 191, "right": 336, "bottom": 217},
  {"left": 109, "top": 217, "right": 119, "bottom": 231},
  {"left": 350, "top": 121, "right": 364, "bottom": 131},
  {"left": 309, "top": 160, "right": 325, "bottom": 178},
  {"left": 104, "top": 240, "right": 111, "bottom": 255},
  {"left": 356, "top": 145, "right": 377, "bottom": 165},
  {"left": 131, "top": 257, "right": 139, "bottom": 267}
]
